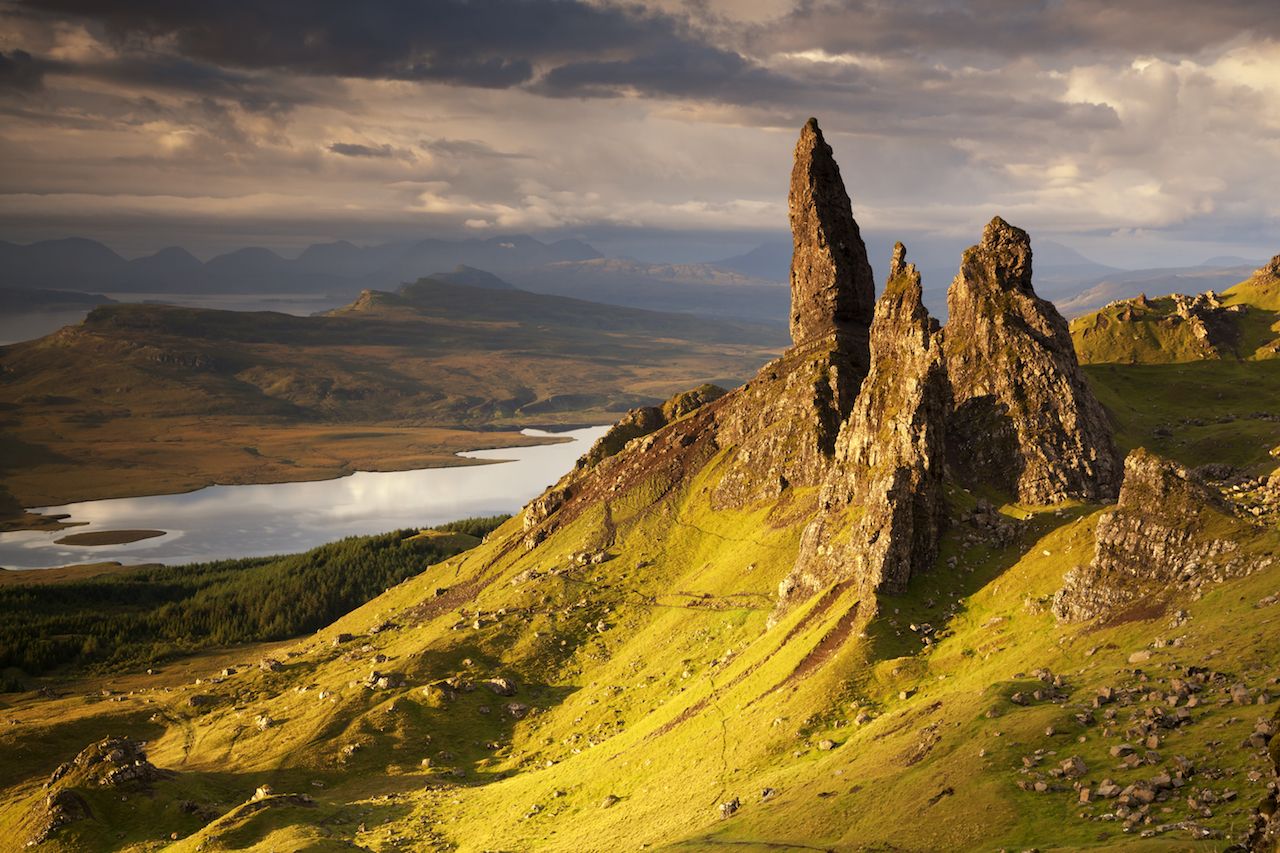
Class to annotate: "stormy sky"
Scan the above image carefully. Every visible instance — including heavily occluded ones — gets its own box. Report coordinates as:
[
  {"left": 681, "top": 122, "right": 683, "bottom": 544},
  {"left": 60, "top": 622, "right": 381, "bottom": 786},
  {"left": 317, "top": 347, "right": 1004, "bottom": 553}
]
[{"left": 1, "top": 0, "right": 1278, "bottom": 265}]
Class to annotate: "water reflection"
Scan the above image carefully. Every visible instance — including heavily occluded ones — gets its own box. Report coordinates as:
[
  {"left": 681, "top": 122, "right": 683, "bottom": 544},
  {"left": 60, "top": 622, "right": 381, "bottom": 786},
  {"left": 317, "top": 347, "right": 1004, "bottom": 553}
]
[{"left": 0, "top": 426, "right": 606, "bottom": 570}]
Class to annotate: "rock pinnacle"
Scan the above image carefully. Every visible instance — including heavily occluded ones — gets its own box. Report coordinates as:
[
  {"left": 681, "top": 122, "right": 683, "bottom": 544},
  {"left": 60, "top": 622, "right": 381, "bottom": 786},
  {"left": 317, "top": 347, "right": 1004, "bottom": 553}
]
[{"left": 788, "top": 118, "right": 876, "bottom": 348}]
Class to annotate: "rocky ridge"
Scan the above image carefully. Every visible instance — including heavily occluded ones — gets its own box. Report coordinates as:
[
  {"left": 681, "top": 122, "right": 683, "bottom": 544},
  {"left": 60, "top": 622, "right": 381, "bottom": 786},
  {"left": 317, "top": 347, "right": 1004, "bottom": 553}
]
[
  {"left": 1072, "top": 290, "right": 1251, "bottom": 364},
  {"left": 781, "top": 243, "right": 950, "bottom": 610},
  {"left": 1053, "top": 448, "right": 1271, "bottom": 622}
]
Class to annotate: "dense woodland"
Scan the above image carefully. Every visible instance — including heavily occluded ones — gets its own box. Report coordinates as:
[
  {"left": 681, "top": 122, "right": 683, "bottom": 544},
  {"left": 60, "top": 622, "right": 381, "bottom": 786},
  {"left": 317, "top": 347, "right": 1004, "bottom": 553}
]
[{"left": 0, "top": 515, "right": 508, "bottom": 688}]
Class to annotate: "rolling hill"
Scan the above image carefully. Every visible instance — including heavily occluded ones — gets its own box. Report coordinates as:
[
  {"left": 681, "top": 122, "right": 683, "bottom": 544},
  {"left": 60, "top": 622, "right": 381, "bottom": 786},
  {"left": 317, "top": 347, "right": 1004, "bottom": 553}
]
[
  {"left": 0, "top": 277, "right": 785, "bottom": 508},
  {"left": 1070, "top": 256, "right": 1280, "bottom": 364}
]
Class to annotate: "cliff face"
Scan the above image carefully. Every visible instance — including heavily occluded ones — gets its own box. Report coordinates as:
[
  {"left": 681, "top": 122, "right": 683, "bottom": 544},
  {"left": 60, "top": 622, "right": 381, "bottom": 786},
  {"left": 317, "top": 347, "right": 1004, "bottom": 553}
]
[
  {"left": 1053, "top": 448, "right": 1266, "bottom": 622},
  {"left": 781, "top": 244, "right": 950, "bottom": 609},
  {"left": 945, "top": 217, "right": 1120, "bottom": 504}
]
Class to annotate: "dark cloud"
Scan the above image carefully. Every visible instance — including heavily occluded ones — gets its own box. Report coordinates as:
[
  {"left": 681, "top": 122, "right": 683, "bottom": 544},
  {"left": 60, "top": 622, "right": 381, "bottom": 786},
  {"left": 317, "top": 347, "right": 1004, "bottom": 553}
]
[
  {"left": 0, "top": 49, "right": 45, "bottom": 92},
  {"left": 329, "top": 142, "right": 396, "bottom": 158},
  {"left": 24, "top": 0, "right": 706, "bottom": 89},
  {"left": 420, "top": 138, "right": 529, "bottom": 160},
  {"left": 536, "top": 41, "right": 797, "bottom": 101},
  {"left": 756, "top": 0, "right": 1280, "bottom": 62}
]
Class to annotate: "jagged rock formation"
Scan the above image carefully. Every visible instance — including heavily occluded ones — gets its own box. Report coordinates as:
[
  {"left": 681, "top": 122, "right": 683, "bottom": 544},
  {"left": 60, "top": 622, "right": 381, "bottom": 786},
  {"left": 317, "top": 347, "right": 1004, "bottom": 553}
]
[
  {"left": 1053, "top": 449, "right": 1266, "bottom": 622},
  {"left": 781, "top": 244, "right": 950, "bottom": 610},
  {"left": 710, "top": 119, "right": 874, "bottom": 508},
  {"left": 708, "top": 341, "right": 863, "bottom": 508},
  {"left": 1072, "top": 290, "right": 1249, "bottom": 364},
  {"left": 1165, "top": 292, "right": 1244, "bottom": 354},
  {"left": 945, "top": 216, "right": 1120, "bottom": 503},
  {"left": 576, "top": 384, "right": 726, "bottom": 472},
  {"left": 788, "top": 117, "right": 876, "bottom": 350}
]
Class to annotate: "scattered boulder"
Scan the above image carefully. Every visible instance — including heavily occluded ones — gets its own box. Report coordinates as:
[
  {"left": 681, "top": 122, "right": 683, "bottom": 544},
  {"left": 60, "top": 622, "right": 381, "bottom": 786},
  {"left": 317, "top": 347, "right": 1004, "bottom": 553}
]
[{"left": 483, "top": 677, "right": 518, "bottom": 697}]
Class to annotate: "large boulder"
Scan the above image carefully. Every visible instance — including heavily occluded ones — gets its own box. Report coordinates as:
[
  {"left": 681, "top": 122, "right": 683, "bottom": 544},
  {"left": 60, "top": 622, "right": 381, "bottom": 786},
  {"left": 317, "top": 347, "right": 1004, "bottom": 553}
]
[{"left": 1053, "top": 448, "right": 1258, "bottom": 621}]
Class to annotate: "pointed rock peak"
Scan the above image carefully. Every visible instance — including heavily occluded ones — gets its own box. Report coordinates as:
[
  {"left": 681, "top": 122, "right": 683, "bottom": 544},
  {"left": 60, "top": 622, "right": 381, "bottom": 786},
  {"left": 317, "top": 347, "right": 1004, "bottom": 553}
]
[
  {"left": 945, "top": 217, "right": 1119, "bottom": 504},
  {"left": 1260, "top": 253, "right": 1280, "bottom": 278},
  {"left": 888, "top": 241, "right": 909, "bottom": 280},
  {"left": 788, "top": 118, "right": 875, "bottom": 349},
  {"left": 781, "top": 240, "right": 950, "bottom": 610},
  {"left": 970, "top": 215, "right": 1033, "bottom": 293},
  {"left": 879, "top": 243, "right": 931, "bottom": 332}
]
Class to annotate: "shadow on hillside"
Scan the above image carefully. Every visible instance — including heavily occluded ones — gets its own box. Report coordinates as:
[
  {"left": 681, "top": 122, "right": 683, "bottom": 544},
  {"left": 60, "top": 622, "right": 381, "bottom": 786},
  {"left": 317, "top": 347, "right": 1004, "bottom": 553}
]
[{"left": 863, "top": 503, "right": 1097, "bottom": 666}]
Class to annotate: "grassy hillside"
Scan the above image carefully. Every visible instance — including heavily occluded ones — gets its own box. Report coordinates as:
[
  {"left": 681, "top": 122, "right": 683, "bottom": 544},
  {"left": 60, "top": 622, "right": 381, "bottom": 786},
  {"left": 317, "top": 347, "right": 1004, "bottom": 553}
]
[
  {"left": 1071, "top": 259, "right": 1280, "bottom": 366},
  {"left": 0, "top": 279, "right": 784, "bottom": 507},
  {"left": 1, "top": 363, "right": 1277, "bottom": 852}
]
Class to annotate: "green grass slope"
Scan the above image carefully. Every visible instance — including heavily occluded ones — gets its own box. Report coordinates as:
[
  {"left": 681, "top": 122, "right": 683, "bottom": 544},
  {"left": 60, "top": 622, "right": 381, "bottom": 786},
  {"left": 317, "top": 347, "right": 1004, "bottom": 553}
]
[
  {"left": 1071, "top": 257, "right": 1280, "bottom": 366},
  {"left": 2, "top": 369, "right": 1278, "bottom": 851}
]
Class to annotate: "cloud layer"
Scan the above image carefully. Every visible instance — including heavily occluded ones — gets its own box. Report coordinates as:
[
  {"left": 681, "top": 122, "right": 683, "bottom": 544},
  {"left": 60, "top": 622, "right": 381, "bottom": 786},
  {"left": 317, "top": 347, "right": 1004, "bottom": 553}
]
[{"left": 1, "top": 0, "right": 1277, "bottom": 263}]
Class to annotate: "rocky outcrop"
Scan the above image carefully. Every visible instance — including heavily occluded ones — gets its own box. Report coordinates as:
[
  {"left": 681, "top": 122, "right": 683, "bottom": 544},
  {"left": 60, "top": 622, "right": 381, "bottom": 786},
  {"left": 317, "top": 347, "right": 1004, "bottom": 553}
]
[
  {"left": 1053, "top": 449, "right": 1261, "bottom": 621},
  {"left": 781, "top": 244, "right": 950, "bottom": 610},
  {"left": 1072, "top": 290, "right": 1249, "bottom": 364},
  {"left": 575, "top": 384, "right": 726, "bottom": 472},
  {"left": 1168, "top": 291, "right": 1245, "bottom": 354},
  {"left": 30, "top": 736, "right": 169, "bottom": 845},
  {"left": 788, "top": 117, "right": 876, "bottom": 351},
  {"left": 945, "top": 216, "right": 1120, "bottom": 503},
  {"left": 709, "top": 341, "right": 863, "bottom": 508},
  {"left": 520, "top": 118, "right": 877, "bottom": 543},
  {"left": 522, "top": 384, "right": 726, "bottom": 548}
]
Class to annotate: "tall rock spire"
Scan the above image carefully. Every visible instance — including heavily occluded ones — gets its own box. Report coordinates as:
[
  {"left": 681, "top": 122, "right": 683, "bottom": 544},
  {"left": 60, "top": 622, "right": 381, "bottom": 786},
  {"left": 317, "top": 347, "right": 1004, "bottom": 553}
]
[
  {"left": 710, "top": 118, "right": 875, "bottom": 508},
  {"left": 944, "top": 216, "right": 1120, "bottom": 503},
  {"left": 779, "top": 243, "right": 950, "bottom": 611},
  {"left": 788, "top": 118, "right": 876, "bottom": 349}
]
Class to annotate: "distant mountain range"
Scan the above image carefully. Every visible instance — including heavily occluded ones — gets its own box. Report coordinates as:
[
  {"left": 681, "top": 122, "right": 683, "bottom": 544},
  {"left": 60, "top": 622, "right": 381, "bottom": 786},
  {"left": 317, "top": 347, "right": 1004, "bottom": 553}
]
[
  {"left": 0, "top": 233, "right": 1265, "bottom": 325},
  {"left": 0, "top": 234, "right": 600, "bottom": 298}
]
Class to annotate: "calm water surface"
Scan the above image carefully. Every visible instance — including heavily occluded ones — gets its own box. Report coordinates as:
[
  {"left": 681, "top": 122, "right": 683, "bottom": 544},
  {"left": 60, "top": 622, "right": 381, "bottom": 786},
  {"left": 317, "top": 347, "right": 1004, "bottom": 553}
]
[{"left": 0, "top": 426, "right": 606, "bottom": 570}]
